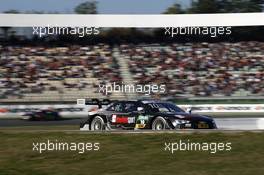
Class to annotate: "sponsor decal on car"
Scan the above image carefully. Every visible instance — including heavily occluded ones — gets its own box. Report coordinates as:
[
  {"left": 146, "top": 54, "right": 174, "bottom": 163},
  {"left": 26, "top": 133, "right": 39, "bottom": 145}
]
[
  {"left": 111, "top": 114, "right": 135, "bottom": 124},
  {"left": 135, "top": 115, "right": 150, "bottom": 128},
  {"left": 128, "top": 117, "right": 135, "bottom": 124},
  {"left": 135, "top": 124, "right": 146, "bottom": 129},
  {"left": 112, "top": 114, "right": 117, "bottom": 123}
]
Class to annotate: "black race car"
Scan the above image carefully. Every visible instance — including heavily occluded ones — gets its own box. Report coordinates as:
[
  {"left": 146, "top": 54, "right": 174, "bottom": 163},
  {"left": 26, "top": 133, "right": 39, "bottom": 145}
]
[
  {"left": 80, "top": 99, "right": 217, "bottom": 131},
  {"left": 22, "top": 109, "right": 61, "bottom": 121}
]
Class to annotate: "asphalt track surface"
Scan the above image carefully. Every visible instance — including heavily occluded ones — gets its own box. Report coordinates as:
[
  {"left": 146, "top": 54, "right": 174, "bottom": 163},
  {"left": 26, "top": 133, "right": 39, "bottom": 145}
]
[
  {"left": 1, "top": 118, "right": 264, "bottom": 130},
  {"left": 0, "top": 119, "right": 84, "bottom": 127}
]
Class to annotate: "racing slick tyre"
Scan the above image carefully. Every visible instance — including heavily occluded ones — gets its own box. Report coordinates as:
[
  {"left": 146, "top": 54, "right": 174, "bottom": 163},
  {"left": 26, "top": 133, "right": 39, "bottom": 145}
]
[
  {"left": 152, "top": 117, "right": 168, "bottom": 130},
  {"left": 90, "top": 116, "right": 106, "bottom": 131}
]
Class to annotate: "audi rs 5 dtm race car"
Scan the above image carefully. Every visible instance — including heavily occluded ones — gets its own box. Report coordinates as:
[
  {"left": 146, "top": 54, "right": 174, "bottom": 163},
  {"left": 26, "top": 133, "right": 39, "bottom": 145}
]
[{"left": 80, "top": 99, "right": 217, "bottom": 131}]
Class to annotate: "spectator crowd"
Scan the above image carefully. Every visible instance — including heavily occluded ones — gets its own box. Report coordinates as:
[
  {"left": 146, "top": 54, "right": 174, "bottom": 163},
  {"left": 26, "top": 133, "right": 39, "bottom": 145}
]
[
  {"left": 0, "top": 42, "right": 263, "bottom": 101},
  {"left": 0, "top": 44, "right": 121, "bottom": 101},
  {"left": 120, "top": 42, "right": 264, "bottom": 97}
]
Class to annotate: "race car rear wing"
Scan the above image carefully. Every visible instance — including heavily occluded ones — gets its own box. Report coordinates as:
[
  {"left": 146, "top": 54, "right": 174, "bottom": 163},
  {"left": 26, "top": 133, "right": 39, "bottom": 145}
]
[{"left": 84, "top": 99, "right": 114, "bottom": 108}]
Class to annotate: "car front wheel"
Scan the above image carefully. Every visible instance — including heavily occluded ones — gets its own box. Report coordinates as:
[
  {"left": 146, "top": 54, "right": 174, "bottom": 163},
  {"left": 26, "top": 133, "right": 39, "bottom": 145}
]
[{"left": 90, "top": 116, "right": 105, "bottom": 131}]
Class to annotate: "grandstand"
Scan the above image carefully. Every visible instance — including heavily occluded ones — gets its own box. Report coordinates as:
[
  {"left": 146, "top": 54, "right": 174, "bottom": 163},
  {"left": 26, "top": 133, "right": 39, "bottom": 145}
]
[
  {"left": 120, "top": 42, "right": 264, "bottom": 98},
  {"left": 0, "top": 42, "right": 264, "bottom": 102},
  {"left": 0, "top": 44, "right": 124, "bottom": 102}
]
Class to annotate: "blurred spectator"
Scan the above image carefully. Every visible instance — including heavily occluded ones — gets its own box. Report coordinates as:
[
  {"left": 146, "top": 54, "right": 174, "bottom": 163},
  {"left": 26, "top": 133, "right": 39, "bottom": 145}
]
[
  {"left": 0, "top": 44, "right": 121, "bottom": 100},
  {"left": 120, "top": 42, "right": 264, "bottom": 97},
  {"left": 0, "top": 42, "right": 263, "bottom": 101}
]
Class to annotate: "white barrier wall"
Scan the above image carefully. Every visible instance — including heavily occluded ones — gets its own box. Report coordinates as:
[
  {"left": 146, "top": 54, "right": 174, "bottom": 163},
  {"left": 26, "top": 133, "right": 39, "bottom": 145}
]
[
  {"left": 0, "top": 104, "right": 264, "bottom": 119},
  {"left": 179, "top": 104, "right": 264, "bottom": 113}
]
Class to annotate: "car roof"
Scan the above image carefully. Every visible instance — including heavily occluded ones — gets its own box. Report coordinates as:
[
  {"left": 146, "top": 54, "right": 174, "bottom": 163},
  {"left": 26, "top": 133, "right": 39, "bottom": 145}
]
[
  {"left": 140, "top": 100, "right": 170, "bottom": 104},
  {"left": 112, "top": 100, "right": 138, "bottom": 103},
  {"left": 111, "top": 99, "right": 174, "bottom": 105}
]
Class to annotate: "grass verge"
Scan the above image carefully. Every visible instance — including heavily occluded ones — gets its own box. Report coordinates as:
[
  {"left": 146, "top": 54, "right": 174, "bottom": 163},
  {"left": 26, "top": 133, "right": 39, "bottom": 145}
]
[{"left": 0, "top": 131, "right": 264, "bottom": 175}]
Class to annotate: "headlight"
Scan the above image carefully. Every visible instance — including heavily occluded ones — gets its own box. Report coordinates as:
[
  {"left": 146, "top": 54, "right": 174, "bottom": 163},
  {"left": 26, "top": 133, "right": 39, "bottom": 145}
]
[{"left": 172, "top": 119, "right": 190, "bottom": 127}]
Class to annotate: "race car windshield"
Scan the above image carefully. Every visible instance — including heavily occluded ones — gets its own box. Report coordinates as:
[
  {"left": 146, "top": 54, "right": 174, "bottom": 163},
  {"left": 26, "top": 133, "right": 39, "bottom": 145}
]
[{"left": 147, "top": 103, "right": 185, "bottom": 113}]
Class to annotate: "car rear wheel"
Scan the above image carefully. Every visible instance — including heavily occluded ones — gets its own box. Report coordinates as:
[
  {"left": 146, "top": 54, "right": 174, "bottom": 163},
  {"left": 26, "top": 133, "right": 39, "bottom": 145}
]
[
  {"left": 152, "top": 117, "right": 167, "bottom": 130},
  {"left": 91, "top": 116, "right": 105, "bottom": 131}
]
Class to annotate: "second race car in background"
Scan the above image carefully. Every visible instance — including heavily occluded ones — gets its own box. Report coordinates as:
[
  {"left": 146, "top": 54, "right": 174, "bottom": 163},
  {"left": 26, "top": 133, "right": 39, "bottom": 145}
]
[{"left": 22, "top": 109, "right": 61, "bottom": 121}]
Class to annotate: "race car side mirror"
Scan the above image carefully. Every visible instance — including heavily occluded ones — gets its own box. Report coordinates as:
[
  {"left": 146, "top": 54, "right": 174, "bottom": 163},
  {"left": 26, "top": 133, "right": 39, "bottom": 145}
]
[
  {"left": 137, "top": 107, "right": 144, "bottom": 112},
  {"left": 186, "top": 107, "right": 192, "bottom": 114}
]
